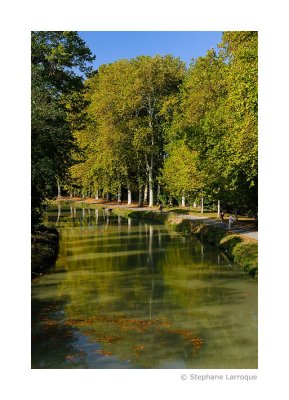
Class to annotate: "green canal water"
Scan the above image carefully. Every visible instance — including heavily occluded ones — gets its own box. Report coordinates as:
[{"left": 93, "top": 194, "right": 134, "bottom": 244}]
[{"left": 31, "top": 205, "right": 258, "bottom": 369}]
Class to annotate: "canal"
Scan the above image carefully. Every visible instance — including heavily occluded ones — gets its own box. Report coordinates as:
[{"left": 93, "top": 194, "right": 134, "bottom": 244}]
[{"left": 31, "top": 204, "right": 257, "bottom": 369}]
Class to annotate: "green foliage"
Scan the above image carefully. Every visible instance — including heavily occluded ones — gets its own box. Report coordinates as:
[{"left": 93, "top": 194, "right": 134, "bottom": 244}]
[
  {"left": 31, "top": 31, "right": 95, "bottom": 93},
  {"left": 172, "top": 219, "right": 192, "bottom": 234},
  {"left": 161, "top": 140, "right": 203, "bottom": 199},
  {"left": 31, "top": 31, "right": 95, "bottom": 225},
  {"left": 177, "top": 32, "right": 258, "bottom": 213},
  {"left": 220, "top": 235, "right": 243, "bottom": 257},
  {"left": 232, "top": 242, "right": 258, "bottom": 275},
  {"left": 219, "top": 31, "right": 258, "bottom": 212},
  {"left": 40, "top": 31, "right": 258, "bottom": 217},
  {"left": 31, "top": 67, "right": 75, "bottom": 222},
  {"left": 71, "top": 55, "right": 186, "bottom": 202},
  {"left": 158, "top": 193, "right": 169, "bottom": 206},
  {"left": 193, "top": 224, "right": 227, "bottom": 245}
]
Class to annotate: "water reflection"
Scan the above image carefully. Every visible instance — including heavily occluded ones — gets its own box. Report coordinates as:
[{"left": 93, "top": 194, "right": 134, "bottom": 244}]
[{"left": 32, "top": 205, "right": 257, "bottom": 369}]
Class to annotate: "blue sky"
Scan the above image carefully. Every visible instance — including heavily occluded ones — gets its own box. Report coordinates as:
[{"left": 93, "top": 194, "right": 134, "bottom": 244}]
[{"left": 78, "top": 31, "right": 223, "bottom": 70}]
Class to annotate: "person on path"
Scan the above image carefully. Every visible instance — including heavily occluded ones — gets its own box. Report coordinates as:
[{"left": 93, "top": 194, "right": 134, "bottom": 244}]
[
  {"left": 228, "top": 215, "right": 234, "bottom": 229},
  {"left": 220, "top": 211, "right": 225, "bottom": 224}
]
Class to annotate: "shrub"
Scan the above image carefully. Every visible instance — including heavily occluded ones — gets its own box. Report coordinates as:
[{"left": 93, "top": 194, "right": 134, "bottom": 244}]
[
  {"left": 232, "top": 242, "right": 258, "bottom": 275},
  {"left": 194, "top": 224, "right": 227, "bottom": 245},
  {"left": 220, "top": 235, "right": 243, "bottom": 257},
  {"left": 174, "top": 219, "right": 192, "bottom": 233}
]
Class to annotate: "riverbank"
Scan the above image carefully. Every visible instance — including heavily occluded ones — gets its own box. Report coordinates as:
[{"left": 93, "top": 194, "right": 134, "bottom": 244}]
[
  {"left": 55, "top": 197, "right": 258, "bottom": 237},
  {"left": 170, "top": 215, "right": 258, "bottom": 277},
  {"left": 110, "top": 208, "right": 258, "bottom": 277},
  {"left": 31, "top": 225, "right": 59, "bottom": 279},
  {"left": 51, "top": 198, "right": 258, "bottom": 276}
]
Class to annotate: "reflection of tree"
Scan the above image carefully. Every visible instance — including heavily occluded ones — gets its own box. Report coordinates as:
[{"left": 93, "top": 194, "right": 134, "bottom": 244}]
[
  {"left": 56, "top": 203, "right": 61, "bottom": 224},
  {"left": 37, "top": 207, "right": 257, "bottom": 368},
  {"left": 57, "top": 220, "right": 203, "bottom": 366}
]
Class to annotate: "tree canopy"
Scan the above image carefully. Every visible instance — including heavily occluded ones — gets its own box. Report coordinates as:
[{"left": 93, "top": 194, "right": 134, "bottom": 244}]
[
  {"left": 31, "top": 31, "right": 95, "bottom": 225},
  {"left": 32, "top": 31, "right": 258, "bottom": 217}
]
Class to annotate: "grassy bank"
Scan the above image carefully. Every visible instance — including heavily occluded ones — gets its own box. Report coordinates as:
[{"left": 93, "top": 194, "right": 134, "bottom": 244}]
[
  {"left": 112, "top": 208, "right": 258, "bottom": 277},
  {"left": 31, "top": 225, "right": 59, "bottom": 279},
  {"left": 184, "top": 220, "right": 257, "bottom": 276}
]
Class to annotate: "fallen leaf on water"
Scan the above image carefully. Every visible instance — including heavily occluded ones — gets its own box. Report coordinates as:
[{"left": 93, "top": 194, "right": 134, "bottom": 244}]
[
  {"left": 134, "top": 345, "right": 145, "bottom": 351},
  {"left": 94, "top": 349, "right": 112, "bottom": 356}
]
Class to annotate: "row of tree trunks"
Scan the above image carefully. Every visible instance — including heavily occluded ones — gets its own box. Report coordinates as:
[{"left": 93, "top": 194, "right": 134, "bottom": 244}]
[{"left": 57, "top": 182, "right": 234, "bottom": 221}]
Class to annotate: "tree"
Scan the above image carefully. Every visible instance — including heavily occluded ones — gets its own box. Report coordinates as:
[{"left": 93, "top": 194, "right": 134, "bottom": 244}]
[
  {"left": 161, "top": 140, "right": 203, "bottom": 206},
  {"left": 31, "top": 31, "right": 95, "bottom": 93},
  {"left": 178, "top": 33, "right": 258, "bottom": 214},
  {"left": 74, "top": 56, "right": 185, "bottom": 206},
  {"left": 64, "top": 32, "right": 257, "bottom": 215},
  {"left": 130, "top": 56, "right": 185, "bottom": 206},
  {"left": 220, "top": 31, "right": 258, "bottom": 213},
  {"left": 31, "top": 31, "right": 95, "bottom": 225}
]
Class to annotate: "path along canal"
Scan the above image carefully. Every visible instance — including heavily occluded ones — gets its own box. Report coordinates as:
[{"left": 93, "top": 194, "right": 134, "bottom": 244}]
[{"left": 31, "top": 204, "right": 257, "bottom": 369}]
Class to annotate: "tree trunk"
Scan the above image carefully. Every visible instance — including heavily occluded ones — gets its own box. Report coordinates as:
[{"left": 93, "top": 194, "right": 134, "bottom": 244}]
[
  {"left": 193, "top": 200, "right": 197, "bottom": 208},
  {"left": 57, "top": 181, "right": 61, "bottom": 198},
  {"left": 181, "top": 194, "right": 185, "bottom": 207},
  {"left": 118, "top": 185, "right": 122, "bottom": 203},
  {"left": 157, "top": 184, "right": 161, "bottom": 205},
  {"left": 138, "top": 185, "right": 143, "bottom": 207},
  {"left": 148, "top": 97, "right": 154, "bottom": 208},
  {"left": 127, "top": 185, "right": 132, "bottom": 205},
  {"left": 217, "top": 200, "right": 221, "bottom": 219},
  {"left": 148, "top": 166, "right": 154, "bottom": 207},
  {"left": 234, "top": 209, "right": 238, "bottom": 222},
  {"left": 95, "top": 189, "right": 99, "bottom": 200},
  {"left": 144, "top": 184, "right": 148, "bottom": 203},
  {"left": 201, "top": 196, "right": 204, "bottom": 214}
]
